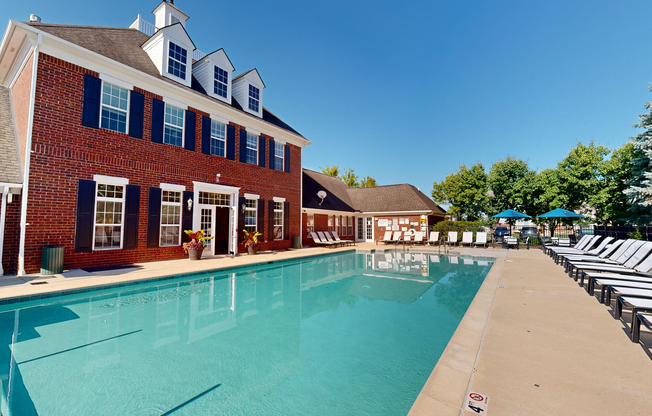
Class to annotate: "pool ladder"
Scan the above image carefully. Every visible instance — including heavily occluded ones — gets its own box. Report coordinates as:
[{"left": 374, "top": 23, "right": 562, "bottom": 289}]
[{"left": 438, "top": 236, "right": 449, "bottom": 255}]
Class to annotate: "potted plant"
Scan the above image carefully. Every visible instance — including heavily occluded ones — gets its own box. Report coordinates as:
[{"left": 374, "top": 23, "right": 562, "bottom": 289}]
[
  {"left": 242, "top": 230, "right": 262, "bottom": 255},
  {"left": 182, "top": 230, "right": 213, "bottom": 260}
]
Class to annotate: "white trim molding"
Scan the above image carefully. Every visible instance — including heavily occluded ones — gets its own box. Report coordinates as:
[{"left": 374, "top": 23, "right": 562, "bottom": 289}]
[
  {"left": 244, "top": 193, "right": 260, "bottom": 199},
  {"left": 273, "top": 196, "right": 286, "bottom": 203},
  {"left": 93, "top": 174, "right": 129, "bottom": 185},
  {"left": 99, "top": 72, "right": 133, "bottom": 90},
  {"left": 160, "top": 183, "right": 186, "bottom": 191}
]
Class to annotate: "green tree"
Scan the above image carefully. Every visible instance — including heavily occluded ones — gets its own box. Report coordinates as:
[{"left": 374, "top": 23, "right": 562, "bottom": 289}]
[
  {"left": 625, "top": 89, "right": 652, "bottom": 224},
  {"left": 556, "top": 140, "right": 608, "bottom": 213},
  {"left": 359, "top": 176, "right": 377, "bottom": 187},
  {"left": 432, "top": 163, "right": 488, "bottom": 221},
  {"left": 340, "top": 168, "right": 359, "bottom": 188},
  {"left": 591, "top": 143, "right": 636, "bottom": 225},
  {"left": 529, "top": 168, "right": 567, "bottom": 236},
  {"left": 321, "top": 165, "right": 340, "bottom": 177},
  {"left": 487, "top": 157, "right": 530, "bottom": 216}
]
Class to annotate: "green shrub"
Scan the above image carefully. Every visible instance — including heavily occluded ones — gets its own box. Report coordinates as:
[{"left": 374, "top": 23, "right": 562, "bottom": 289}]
[{"left": 629, "top": 228, "right": 644, "bottom": 240}]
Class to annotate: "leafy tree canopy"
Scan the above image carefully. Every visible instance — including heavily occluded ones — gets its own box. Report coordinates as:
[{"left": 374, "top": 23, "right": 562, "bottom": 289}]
[
  {"left": 432, "top": 163, "right": 488, "bottom": 221},
  {"left": 487, "top": 156, "right": 530, "bottom": 216},
  {"left": 320, "top": 165, "right": 377, "bottom": 188}
]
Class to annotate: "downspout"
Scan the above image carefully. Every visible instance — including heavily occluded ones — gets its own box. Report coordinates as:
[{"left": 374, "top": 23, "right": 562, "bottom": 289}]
[
  {"left": 0, "top": 186, "right": 7, "bottom": 275},
  {"left": 17, "top": 33, "right": 41, "bottom": 276},
  {"left": 299, "top": 168, "right": 303, "bottom": 248}
]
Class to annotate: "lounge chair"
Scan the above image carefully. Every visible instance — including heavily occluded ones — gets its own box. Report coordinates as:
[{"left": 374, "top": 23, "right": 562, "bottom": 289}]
[
  {"left": 556, "top": 237, "right": 617, "bottom": 265},
  {"left": 412, "top": 231, "right": 425, "bottom": 245},
  {"left": 564, "top": 240, "right": 631, "bottom": 271},
  {"left": 446, "top": 231, "right": 458, "bottom": 247},
  {"left": 318, "top": 231, "right": 344, "bottom": 247},
  {"left": 574, "top": 241, "right": 652, "bottom": 276},
  {"left": 545, "top": 235, "right": 592, "bottom": 255},
  {"left": 428, "top": 231, "right": 440, "bottom": 246},
  {"left": 311, "top": 232, "right": 338, "bottom": 248},
  {"left": 614, "top": 296, "right": 652, "bottom": 341},
  {"left": 377, "top": 231, "right": 392, "bottom": 245},
  {"left": 595, "top": 279, "right": 652, "bottom": 304},
  {"left": 553, "top": 236, "right": 609, "bottom": 263},
  {"left": 632, "top": 313, "right": 652, "bottom": 343},
  {"left": 473, "top": 232, "right": 487, "bottom": 248},
  {"left": 459, "top": 232, "right": 473, "bottom": 247},
  {"left": 504, "top": 236, "right": 519, "bottom": 249},
  {"left": 386, "top": 231, "right": 402, "bottom": 245},
  {"left": 402, "top": 233, "right": 412, "bottom": 245},
  {"left": 331, "top": 232, "right": 354, "bottom": 246},
  {"left": 566, "top": 239, "right": 640, "bottom": 279}
]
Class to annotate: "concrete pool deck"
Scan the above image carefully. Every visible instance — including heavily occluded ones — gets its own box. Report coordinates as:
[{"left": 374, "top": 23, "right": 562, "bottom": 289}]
[{"left": 2, "top": 244, "right": 652, "bottom": 415}]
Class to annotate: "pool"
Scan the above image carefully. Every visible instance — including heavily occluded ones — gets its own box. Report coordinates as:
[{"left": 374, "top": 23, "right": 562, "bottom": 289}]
[{"left": 0, "top": 251, "right": 493, "bottom": 416}]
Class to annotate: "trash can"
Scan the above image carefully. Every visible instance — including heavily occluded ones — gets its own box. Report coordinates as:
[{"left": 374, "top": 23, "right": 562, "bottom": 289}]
[
  {"left": 292, "top": 236, "right": 301, "bottom": 249},
  {"left": 41, "top": 246, "right": 64, "bottom": 275}
]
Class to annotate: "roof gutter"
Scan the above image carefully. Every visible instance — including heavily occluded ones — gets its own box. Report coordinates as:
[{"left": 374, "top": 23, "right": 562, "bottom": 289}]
[{"left": 17, "top": 32, "right": 41, "bottom": 276}]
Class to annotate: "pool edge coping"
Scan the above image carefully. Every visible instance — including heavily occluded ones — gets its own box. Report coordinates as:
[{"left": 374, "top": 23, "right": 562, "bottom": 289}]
[{"left": 408, "top": 255, "right": 505, "bottom": 416}]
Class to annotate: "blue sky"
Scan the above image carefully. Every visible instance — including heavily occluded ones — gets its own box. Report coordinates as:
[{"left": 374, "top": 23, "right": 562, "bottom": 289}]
[{"left": 3, "top": 0, "right": 652, "bottom": 195}]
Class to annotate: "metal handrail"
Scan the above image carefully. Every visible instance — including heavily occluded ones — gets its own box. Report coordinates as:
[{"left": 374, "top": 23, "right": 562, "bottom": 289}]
[{"left": 438, "top": 236, "right": 448, "bottom": 255}]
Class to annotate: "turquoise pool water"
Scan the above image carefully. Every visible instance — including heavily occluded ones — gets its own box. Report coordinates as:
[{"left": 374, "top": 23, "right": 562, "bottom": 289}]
[{"left": 0, "top": 252, "right": 493, "bottom": 416}]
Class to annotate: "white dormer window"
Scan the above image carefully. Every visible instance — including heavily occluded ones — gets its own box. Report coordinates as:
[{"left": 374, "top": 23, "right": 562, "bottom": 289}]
[
  {"left": 168, "top": 41, "right": 187, "bottom": 80},
  {"left": 248, "top": 85, "right": 260, "bottom": 113},
  {"left": 214, "top": 66, "right": 228, "bottom": 98},
  {"left": 164, "top": 103, "right": 185, "bottom": 147}
]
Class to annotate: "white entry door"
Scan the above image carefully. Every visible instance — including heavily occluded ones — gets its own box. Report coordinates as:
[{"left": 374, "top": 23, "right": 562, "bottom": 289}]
[
  {"left": 365, "top": 217, "right": 374, "bottom": 242},
  {"left": 199, "top": 206, "right": 215, "bottom": 257}
]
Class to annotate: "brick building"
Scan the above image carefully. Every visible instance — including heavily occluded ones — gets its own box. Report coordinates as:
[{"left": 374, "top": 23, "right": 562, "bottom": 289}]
[
  {"left": 302, "top": 169, "right": 446, "bottom": 245},
  {"left": 0, "top": 1, "right": 311, "bottom": 275}
]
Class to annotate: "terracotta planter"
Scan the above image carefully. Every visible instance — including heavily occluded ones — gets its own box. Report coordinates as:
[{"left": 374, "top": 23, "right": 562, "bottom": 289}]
[
  {"left": 247, "top": 246, "right": 259, "bottom": 255},
  {"left": 188, "top": 247, "right": 204, "bottom": 260}
]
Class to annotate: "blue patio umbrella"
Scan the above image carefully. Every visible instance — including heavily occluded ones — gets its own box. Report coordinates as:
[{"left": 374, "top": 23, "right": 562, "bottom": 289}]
[
  {"left": 537, "top": 208, "right": 585, "bottom": 219},
  {"left": 537, "top": 208, "right": 585, "bottom": 238},
  {"left": 492, "top": 209, "right": 531, "bottom": 234}
]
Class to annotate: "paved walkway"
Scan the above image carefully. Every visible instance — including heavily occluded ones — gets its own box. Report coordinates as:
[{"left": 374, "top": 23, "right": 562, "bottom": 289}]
[{"left": 2, "top": 245, "right": 652, "bottom": 415}]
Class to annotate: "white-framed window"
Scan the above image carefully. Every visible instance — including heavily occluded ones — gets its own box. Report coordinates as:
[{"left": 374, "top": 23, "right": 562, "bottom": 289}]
[
  {"left": 246, "top": 132, "right": 258, "bottom": 164},
  {"left": 100, "top": 82, "right": 129, "bottom": 134},
  {"left": 307, "top": 213, "right": 314, "bottom": 236},
  {"left": 335, "top": 216, "right": 340, "bottom": 236},
  {"left": 274, "top": 201, "right": 283, "bottom": 240},
  {"left": 245, "top": 199, "right": 257, "bottom": 233},
  {"left": 168, "top": 41, "right": 187, "bottom": 79},
  {"left": 214, "top": 66, "right": 228, "bottom": 98},
  {"left": 274, "top": 142, "right": 284, "bottom": 170},
  {"left": 348, "top": 216, "right": 353, "bottom": 236},
  {"left": 160, "top": 190, "right": 182, "bottom": 246},
  {"left": 94, "top": 182, "right": 126, "bottom": 250},
  {"left": 210, "top": 120, "right": 226, "bottom": 157},
  {"left": 328, "top": 215, "right": 334, "bottom": 232},
  {"left": 198, "top": 192, "right": 230, "bottom": 206},
  {"left": 248, "top": 84, "right": 260, "bottom": 113},
  {"left": 164, "top": 103, "right": 184, "bottom": 147}
]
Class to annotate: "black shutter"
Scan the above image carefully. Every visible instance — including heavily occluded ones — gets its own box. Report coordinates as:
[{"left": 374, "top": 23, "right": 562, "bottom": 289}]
[
  {"left": 201, "top": 116, "right": 211, "bottom": 155},
  {"left": 258, "top": 136, "right": 266, "bottom": 168},
  {"left": 284, "top": 201, "right": 290, "bottom": 240},
  {"left": 238, "top": 196, "right": 246, "bottom": 241},
  {"left": 268, "top": 138, "right": 275, "bottom": 169},
  {"left": 74, "top": 179, "right": 96, "bottom": 252},
  {"left": 258, "top": 199, "right": 265, "bottom": 234},
  {"left": 268, "top": 200, "right": 274, "bottom": 241},
  {"left": 81, "top": 74, "right": 101, "bottom": 128},
  {"left": 239, "top": 129, "right": 247, "bottom": 163},
  {"left": 284, "top": 144, "right": 291, "bottom": 173},
  {"left": 151, "top": 98, "right": 164, "bottom": 143},
  {"left": 226, "top": 125, "right": 235, "bottom": 160},
  {"left": 128, "top": 90, "right": 145, "bottom": 139},
  {"left": 182, "top": 190, "right": 193, "bottom": 243},
  {"left": 147, "top": 187, "right": 162, "bottom": 248},
  {"left": 184, "top": 110, "right": 196, "bottom": 151},
  {"left": 124, "top": 185, "right": 140, "bottom": 249}
]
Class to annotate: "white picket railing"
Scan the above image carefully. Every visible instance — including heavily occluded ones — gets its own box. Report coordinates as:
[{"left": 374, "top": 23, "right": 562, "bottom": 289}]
[{"left": 129, "top": 15, "right": 206, "bottom": 61}]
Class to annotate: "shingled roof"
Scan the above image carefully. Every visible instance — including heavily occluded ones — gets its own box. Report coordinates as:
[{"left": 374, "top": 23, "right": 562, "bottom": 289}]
[
  {"left": 26, "top": 22, "right": 302, "bottom": 136},
  {"left": 0, "top": 86, "right": 22, "bottom": 184},
  {"left": 302, "top": 169, "right": 445, "bottom": 214}
]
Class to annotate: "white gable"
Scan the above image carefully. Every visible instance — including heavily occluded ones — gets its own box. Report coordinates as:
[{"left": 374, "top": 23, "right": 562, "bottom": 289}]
[
  {"left": 232, "top": 69, "right": 265, "bottom": 118},
  {"left": 142, "top": 23, "right": 195, "bottom": 87},
  {"left": 192, "top": 49, "right": 234, "bottom": 104}
]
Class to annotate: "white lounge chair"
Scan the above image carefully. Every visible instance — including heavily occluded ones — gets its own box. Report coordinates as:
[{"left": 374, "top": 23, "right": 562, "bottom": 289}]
[
  {"left": 311, "top": 232, "right": 338, "bottom": 247},
  {"left": 378, "top": 231, "right": 392, "bottom": 245},
  {"left": 402, "top": 233, "right": 412, "bottom": 245},
  {"left": 412, "top": 231, "right": 424, "bottom": 245},
  {"left": 473, "top": 232, "right": 487, "bottom": 248},
  {"left": 446, "top": 231, "right": 458, "bottom": 247},
  {"left": 332, "top": 232, "right": 354, "bottom": 246},
  {"left": 428, "top": 231, "right": 440, "bottom": 246},
  {"left": 318, "top": 231, "right": 344, "bottom": 247},
  {"left": 460, "top": 232, "right": 473, "bottom": 247}
]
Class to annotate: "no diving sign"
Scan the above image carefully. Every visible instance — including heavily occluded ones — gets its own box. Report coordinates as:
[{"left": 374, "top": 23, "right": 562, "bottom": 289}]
[{"left": 465, "top": 391, "right": 488, "bottom": 414}]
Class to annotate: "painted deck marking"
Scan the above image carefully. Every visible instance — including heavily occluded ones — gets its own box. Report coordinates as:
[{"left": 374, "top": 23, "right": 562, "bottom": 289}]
[{"left": 466, "top": 391, "right": 488, "bottom": 414}]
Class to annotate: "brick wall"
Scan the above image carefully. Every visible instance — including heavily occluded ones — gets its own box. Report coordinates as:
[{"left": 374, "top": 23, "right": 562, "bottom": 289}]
[
  {"left": 373, "top": 215, "right": 429, "bottom": 243},
  {"left": 2, "top": 199, "right": 21, "bottom": 274},
  {"left": 18, "top": 53, "right": 302, "bottom": 273}
]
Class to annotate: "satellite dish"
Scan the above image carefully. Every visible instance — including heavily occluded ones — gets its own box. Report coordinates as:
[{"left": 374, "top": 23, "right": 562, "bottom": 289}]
[{"left": 317, "top": 190, "right": 327, "bottom": 206}]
